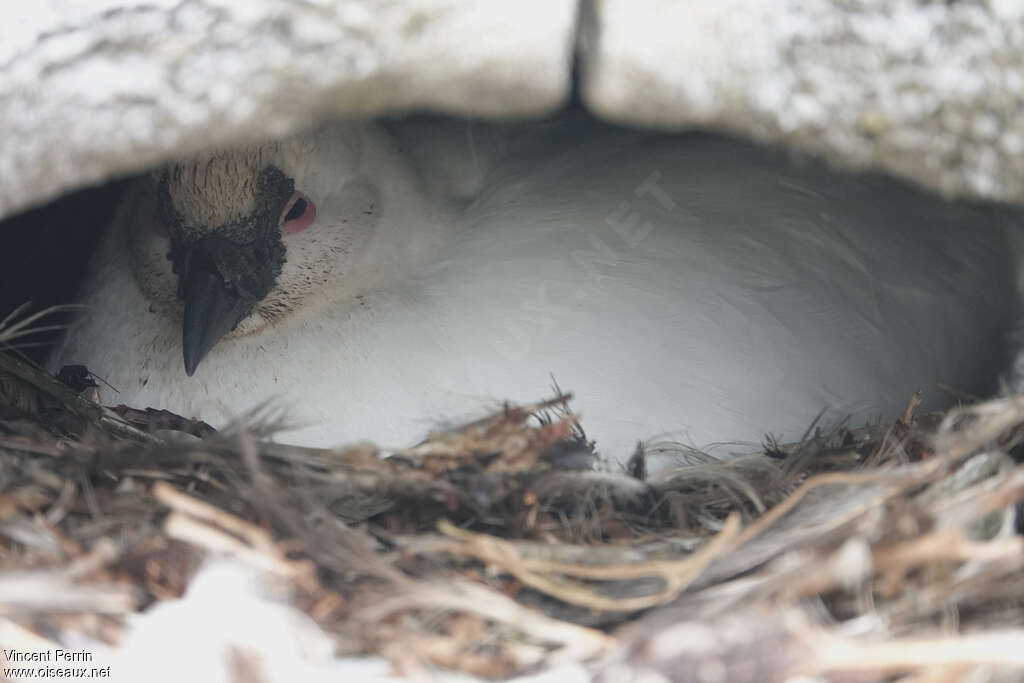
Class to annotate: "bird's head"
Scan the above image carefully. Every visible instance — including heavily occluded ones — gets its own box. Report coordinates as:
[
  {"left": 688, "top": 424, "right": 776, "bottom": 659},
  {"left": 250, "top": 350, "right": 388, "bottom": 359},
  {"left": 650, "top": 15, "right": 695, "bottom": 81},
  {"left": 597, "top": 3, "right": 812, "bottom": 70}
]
[{"left": 136, "top": 127, "right": 381, "bottom": 375}]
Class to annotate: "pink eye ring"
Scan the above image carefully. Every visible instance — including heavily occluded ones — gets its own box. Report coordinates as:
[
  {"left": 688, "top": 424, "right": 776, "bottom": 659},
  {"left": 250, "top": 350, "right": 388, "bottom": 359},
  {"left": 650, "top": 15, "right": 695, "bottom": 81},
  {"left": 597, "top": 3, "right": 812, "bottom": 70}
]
[{"left": 280, "top": 192, "right": 316, "bottom": 234}]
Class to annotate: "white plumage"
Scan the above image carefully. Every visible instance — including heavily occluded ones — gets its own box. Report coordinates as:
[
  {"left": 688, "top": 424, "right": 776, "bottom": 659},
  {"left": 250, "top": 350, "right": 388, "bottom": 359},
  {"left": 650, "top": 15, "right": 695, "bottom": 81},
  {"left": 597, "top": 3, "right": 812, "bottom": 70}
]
[{"left": 52, "top": 113, "right": 1016, "bottom": 461}]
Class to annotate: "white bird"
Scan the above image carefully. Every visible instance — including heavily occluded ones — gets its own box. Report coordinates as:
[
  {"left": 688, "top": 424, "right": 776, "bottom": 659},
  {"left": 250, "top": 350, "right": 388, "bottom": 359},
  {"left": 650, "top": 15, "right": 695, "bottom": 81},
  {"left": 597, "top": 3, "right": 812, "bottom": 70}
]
[{"left": 52, "top": 112, "right": 1016, "bottom": 461}]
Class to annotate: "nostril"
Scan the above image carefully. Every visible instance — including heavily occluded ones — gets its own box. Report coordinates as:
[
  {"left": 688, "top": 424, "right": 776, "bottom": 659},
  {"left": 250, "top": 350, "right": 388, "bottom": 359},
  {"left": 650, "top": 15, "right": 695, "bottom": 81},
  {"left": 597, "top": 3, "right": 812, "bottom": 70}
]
[
  {"left": 280, "top": 192, "right": 316, "bottom": 234},
  {"left": 154, "top": 215, "right": 169, "bottom": 237}
]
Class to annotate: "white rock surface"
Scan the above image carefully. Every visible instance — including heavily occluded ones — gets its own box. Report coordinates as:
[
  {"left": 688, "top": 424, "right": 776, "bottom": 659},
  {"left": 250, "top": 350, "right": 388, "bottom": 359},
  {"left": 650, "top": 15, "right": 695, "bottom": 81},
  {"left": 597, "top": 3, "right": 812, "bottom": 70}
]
[
  {"left": 0, "top": 1, "right": 578, "bottom": 217},
  {"left": 579, "top": 0, "right": 1024, "bottom": 203},
  {"left": 3, "top": 0, "right": 1024, "bottom": 219}
]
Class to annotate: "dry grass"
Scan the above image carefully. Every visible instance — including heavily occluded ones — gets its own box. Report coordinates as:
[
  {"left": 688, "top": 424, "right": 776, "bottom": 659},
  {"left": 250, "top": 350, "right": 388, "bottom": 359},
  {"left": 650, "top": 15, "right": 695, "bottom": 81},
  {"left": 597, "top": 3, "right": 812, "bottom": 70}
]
[{"left": 2, "top": 342, "right": 1024, "bottom": 681}]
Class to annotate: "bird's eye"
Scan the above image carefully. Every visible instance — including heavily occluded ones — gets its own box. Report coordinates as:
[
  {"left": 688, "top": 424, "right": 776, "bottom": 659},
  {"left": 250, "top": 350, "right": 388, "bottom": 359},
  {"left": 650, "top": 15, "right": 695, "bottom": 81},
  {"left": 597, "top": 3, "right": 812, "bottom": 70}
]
[{"left": 280, "top": 192, "right": 316, "bottom": 234}]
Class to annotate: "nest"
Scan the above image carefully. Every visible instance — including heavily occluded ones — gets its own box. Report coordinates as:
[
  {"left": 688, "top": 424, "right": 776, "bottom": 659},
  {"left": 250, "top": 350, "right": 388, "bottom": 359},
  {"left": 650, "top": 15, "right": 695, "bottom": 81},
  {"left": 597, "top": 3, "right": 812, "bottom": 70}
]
[{"left": 2, "top": 342, "right": 1024, "bottom": 682}]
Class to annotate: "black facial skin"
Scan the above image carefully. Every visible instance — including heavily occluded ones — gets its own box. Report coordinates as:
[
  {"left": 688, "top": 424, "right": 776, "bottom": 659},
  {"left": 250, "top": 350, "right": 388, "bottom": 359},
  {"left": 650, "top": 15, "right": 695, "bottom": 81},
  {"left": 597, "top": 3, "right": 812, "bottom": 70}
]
[{"left": 158, "top": 166, "right": 293, "bottom": 376}]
